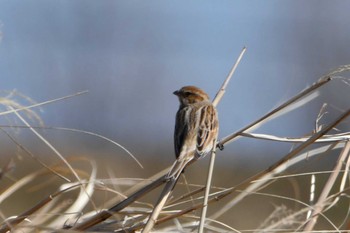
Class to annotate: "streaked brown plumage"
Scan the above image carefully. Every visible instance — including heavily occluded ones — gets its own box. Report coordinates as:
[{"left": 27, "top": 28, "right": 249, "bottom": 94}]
[{"left": 168, "top": 86, "right": 219, "bottom": 178}]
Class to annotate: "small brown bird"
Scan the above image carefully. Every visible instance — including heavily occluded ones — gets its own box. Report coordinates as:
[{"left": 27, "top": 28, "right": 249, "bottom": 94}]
[
  {"left": 142, "top": 86, "right": 219, "bottom": 232},
  {"left": 168, "top": 86, "right": 219, "bottom": 178}
]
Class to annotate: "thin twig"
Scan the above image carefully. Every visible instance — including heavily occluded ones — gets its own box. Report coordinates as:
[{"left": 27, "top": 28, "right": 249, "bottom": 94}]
[
  {"left": 9, "top": 106, "right": 81, "bottom": 182},
  {"left": 141, "top": 177, "right": 177, "bottom": 233},
  {"left": 0, "top": 124, "right": 143, "bottom": 169},
  {"left": 0, "top": 127, "right": 70, "bottom": 182},
  {"left": 303, "top": 141, "right": 350, "bottom": 231},
  {"left": 198, "top": 140, "right": 217, "bottom": 233},
  {"left": 0, "top": 183, "right": 83, "bottom": 233},
  {"left": 71, "top": 175, "right": 167, "bottom": 231},
  {"left": 0, "top": 91, "right": 88, "bottom": 117},
  {"left": 141, "top": 156, "right": 198, "bottom": 232},
  {"left": 217, "top": 76, "right": 332, "bottom": 147},
  {"left": 239, "top": 131, "right": 350, "bottom": 143},
  {"left": 212, "top": 47, "right": 247, "bottom": 107},
  {"left": 48, "top": 161, "right": 97, "bottom": 229},
  {"left": 167, "top": 186, "right": 206, "bottom": 205}
]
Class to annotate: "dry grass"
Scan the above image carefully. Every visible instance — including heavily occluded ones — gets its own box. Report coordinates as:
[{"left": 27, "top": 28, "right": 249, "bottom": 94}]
[{"left": 1, "top": 63, "right": 350, "bottom": 232}]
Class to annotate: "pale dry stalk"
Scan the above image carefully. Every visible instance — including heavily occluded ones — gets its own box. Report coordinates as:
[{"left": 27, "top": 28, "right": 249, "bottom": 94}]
[{"left": 303, "top": 141, "right": 350, "bottom": 231}]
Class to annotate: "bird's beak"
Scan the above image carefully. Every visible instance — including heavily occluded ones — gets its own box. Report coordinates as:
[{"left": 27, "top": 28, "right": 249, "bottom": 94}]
[{"left": 173, "top": 90, "right": 179, "bottom": 96}]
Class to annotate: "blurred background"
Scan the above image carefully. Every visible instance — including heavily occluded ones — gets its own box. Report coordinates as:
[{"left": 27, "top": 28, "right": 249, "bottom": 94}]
[{"left": 1, "top": 0, "right": 350, "bottom": 230}]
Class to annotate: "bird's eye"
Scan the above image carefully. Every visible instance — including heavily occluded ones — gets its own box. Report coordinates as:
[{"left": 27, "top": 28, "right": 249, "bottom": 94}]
[{"left": 184, "top": 92, "right": 191, "bottom": 97}]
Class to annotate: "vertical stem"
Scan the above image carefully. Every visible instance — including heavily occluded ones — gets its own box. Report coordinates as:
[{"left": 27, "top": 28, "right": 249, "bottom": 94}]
[
  {"left": 198, "top": 140, "right": 217, "bottom": 233},
  {"left": 303, "top": 141, "right": 350, "bottom": 231},
  {"left": 212, "top": 47, "right": 246, "bottom": 107}
]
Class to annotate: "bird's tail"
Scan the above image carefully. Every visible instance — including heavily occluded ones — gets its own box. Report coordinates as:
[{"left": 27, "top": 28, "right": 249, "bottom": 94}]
[
  {"left": 143, "top": 156, "right": 193, "bottom": 232},
  {"left": 167, "top": 156, "right": 193, "bottom": 179},
  {"left": 143, "top": 155, "right": 194, "bottom": 232},
  {"left": 142, "top": 176, "right": 177, "bottom": 232}
]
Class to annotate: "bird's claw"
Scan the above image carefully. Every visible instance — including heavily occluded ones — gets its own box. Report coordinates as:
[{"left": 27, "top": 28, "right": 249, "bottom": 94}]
[{"left": 217, "top": 143, "right": 224, "bottom": 151}]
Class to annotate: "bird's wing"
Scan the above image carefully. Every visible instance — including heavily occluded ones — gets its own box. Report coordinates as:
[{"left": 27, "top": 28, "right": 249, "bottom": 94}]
[
  {"left": 197, "top": 105, "right": 218, "bottom": 157},
  {"left": 174, "top": 107, "right": 190, "bottom": 159}
]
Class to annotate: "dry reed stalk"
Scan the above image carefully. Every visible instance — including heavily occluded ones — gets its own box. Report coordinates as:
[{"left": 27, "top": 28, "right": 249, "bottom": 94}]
[{"left": 303, "top": 141, "right": 350, "bottom": 231}]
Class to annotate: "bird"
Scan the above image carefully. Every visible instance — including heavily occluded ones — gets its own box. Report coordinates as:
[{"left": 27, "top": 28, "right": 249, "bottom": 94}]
[
  {"left": 168, "top": 85, "right": 219, "bottom": 179},
  {"left": 142, "top": 86, "right": 219, "bottom": 233}
]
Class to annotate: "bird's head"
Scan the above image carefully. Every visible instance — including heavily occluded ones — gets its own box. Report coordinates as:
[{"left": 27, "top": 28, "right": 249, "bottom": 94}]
[{"left": 173, "top": 86, "right": 210, "bottom": 106}]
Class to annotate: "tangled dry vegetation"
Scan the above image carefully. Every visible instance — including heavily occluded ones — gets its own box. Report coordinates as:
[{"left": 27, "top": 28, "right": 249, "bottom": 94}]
[{"left": 1, "top": 54, "right": 350, "bottom": 232}]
